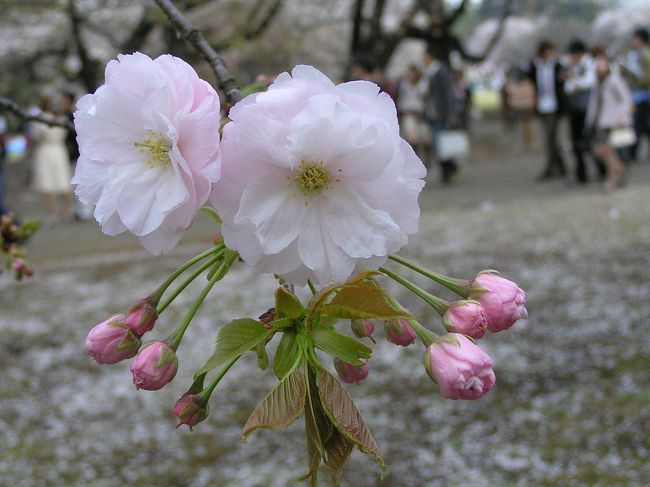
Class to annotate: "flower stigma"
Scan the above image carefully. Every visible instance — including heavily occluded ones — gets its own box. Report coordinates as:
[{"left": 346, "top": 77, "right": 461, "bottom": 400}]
[
  {"left": 290, "top": 160, "right": 333, "bottom": 198},
  {"left": 134, "top": 130, "right": 172, "bottom": 168}
]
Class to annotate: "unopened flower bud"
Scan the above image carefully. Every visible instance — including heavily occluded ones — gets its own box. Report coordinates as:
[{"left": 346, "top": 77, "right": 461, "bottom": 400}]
[
  {"left": 443, "top": 300, "right": 488, "bottom": 339},
  {"left": 351, "top": 319, "right": 375, "bottom": 341},
  {"left": 130, "top": 341, "right": 178, "bottom": 391},
  {"left": 469, "top": 271, "right": 527, "bottom": 332},
  {"left": 423, "top": 333, "right": 495, "bottom": 400},
  {"left": 173, "top": 393, "right": 209, "bottom": 430},
  {"left": 12, "top": 258, "right": 25, "bottom": 273},
  {"left": 384, "top": 319, "right": 417, "bottom": 347},
  {"left": 334, "top": 358, "right": 369, "bottom": 384},
  {"left": 85, "top": 314, "right": 141, "bottom": 364},
  {"left": 125, "top": 297, "right": 158, "bottom": 335}
]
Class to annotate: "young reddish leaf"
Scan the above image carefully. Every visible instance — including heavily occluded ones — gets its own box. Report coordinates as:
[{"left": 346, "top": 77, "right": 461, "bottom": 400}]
[
  {"left": 324, "top": 428, "right": 355, "bottom": 486},
  {"left": 319, "top": 279, "right": 410, "bottom": 320},
  {"left": 242, "top": 370, "right": 306, "bottom": 439},
  {"left": 305, "top": 271, "right": 381, "bottom": 327},
  {"left": 275, "top": 287, "right": 305, "bottom": 319},
  {"left": 317, "top": 368, "right": 386, "bottom": 474}
]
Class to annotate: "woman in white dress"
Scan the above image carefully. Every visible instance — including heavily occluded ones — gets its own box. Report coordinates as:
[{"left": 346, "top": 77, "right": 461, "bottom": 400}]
[{"left": 32, "top": 98, "right": 72, "bottom": 221}]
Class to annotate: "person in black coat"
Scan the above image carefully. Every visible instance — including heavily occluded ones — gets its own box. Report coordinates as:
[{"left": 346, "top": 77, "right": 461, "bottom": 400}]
[
  {"left": 529, "top": 40, "right": 567, "bottom": 180},
  {"left": 423, "top": 46, "right": 459, "bottom": 184}
]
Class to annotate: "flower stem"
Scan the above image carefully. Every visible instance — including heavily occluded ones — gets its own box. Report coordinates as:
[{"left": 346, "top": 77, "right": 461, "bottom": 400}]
[
  {"left": 383, "top": 294, "right": 439, "bottom": 346},
  {"left": 388, "top": 254, "right": 471, "bottom": 297},
  {"left": 379, "top": 267, "right": 450, "bottom": 316},
  {"left": 152, "top": 243, "right": 225, "bottom": 302},
  {"left": 307, "top": 280, "right": 317, "bottom": 295},
  {"left": 157, "top": 255, "right": 222, "bottom": 314},
  {"left": 200, "top": 355, "right": 240, "bottom": 400},
  {"left": 406, "top": 319, "right": 438, "bottom": 347},
  {"left": 167, "top": 250, "right": 238, "bottom": 350}
]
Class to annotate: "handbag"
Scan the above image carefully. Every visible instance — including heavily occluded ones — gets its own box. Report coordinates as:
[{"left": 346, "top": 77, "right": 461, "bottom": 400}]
[
  {"left": 436, "top": 130, "right": 470, "bottom": 160},
  {"left": 608, "top": 126, "right": 636, "bottom": 148}
]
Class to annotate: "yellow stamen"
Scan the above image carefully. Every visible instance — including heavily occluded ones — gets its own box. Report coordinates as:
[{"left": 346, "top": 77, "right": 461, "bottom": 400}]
[{"left": 134, "top": 130, "right": 172, "bottom": 168}]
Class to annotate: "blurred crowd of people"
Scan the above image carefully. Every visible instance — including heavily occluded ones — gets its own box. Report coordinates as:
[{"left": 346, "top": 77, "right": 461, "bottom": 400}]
[{"left": 503, "top": 28, "right": 650, "bottom": 191}]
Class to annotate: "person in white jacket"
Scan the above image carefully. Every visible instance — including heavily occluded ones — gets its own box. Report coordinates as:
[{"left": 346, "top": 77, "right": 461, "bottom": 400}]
[{"left": 585, "top": 53, "right": 634, "bottom": 192}]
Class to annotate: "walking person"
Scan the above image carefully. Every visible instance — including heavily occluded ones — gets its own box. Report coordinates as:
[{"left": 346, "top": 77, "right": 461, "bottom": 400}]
[
  {"left": 530, "top": 40, "right": 567, "bottom": 180},
  {"left": 423, "top": 46, "right": 458, "bottom": 184},
  {"left": 620, "top": 28, "right": 650, "bottom": 162},
  {"left": 32, "top": 98, "right": 72, "bottom": 223},
  {"left": 564, "top": 40, "right": 606, "bottom": 183},
  {"left": 586, "top": 54, "right": 634, "bottom": 192},
  {"left": 397, "top": 64, "right": 427, "bottom": 160}
]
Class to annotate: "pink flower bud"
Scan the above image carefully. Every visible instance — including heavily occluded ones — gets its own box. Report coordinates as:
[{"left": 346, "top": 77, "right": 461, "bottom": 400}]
[
  {"left": 384, "top": 319, "right": 417, "bottom": 347},
  {"left": 443, "top": 300, "right": 488, "bottom": 339},
  {"left": 124, "top": 297, "right": 158, "bottom": 335},
  {"left": 173, "top": 393, "right": 209, "bottom": 430},
  {"left": 12, "top": 258, "right": 25, "bottom": 273},
  {"left": 470, "top": 271, "right": 527, "bottom": 332},
  {"left": 351, "top": 319, "right": 375, "bottom": 340},
  {"left": 423, "top": 333, "right": 496, "bottom": 400},
  {"left": 85, "top": 314, "right": 141, "bottom": 364},
  {"left": 334, "top": 358, "right": 369, "bottom": 384},
  {"left": 130, "top": 341, "right": 178, "bottom": 391}
]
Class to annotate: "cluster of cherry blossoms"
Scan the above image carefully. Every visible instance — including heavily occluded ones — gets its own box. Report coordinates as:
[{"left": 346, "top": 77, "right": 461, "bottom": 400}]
[
  {"left": 0, "top": 213, "right": 38, "bottom": 280},
  {"left": 78, "top": 52, "right": 527, "bottom": 484}
]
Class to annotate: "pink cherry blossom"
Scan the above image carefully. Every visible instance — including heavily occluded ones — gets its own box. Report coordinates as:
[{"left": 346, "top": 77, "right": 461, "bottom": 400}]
[
  {"left": 351, "top": 319, "right": 375, "bottom": 340},
  {"left": 443, "top": 300, "right": 488, "bottom": 339},
  {"left": 424, "top": 333, "right": 495, "bottom": 400},
  {"left": 85, "top": 314, "right": 141, "bottom": 364},
  {"left": 130, "top": 340, "right": 178, "bottom": 391},
  {"left": 72, "top": 52, "right": 221, "bottom": 254},
  {"left": 173, "top": 393, "right": 209, "bottom": 430},
  {"left": 124, "top": 297, "right": 158, "bottom": 336},
  {"left": 384, "top": 319, "right": 417, "bottom": 347},
  {"left": 470, "top": 271, "right": 528, "bottom": 332},
  {"left": 334, "top": 358, "right": 369, "bottom": 384},
  {"left": 211, "top": 65, "right": 426, "bottom": 285}
]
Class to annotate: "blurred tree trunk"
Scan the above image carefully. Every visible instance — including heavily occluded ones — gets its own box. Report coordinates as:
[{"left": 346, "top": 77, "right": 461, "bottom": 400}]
[{"left": 348, "top": 0, "right": 513, "bottom": 73}]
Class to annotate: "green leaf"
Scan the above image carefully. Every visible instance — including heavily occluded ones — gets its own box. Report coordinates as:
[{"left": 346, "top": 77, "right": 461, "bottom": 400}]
[
  {"left": 201, "top": 206, "right": 222, "bottom": 225},
  {"left": 320, "top": 279, "right": 410, "bottom": 320},
  {"left": 274, "top": 331, "right": 301, "bottom": 379},
  {"left": 275, "top": 287, "right": 304, "bottom": 319},
  {"left": 317, "top": 368, "right": 385, "bottom": 474},
  {"left": 242, "top": 370, "right": 306, "bottom": 439},
  {"left": 311, "top": 328, "right": 372, "bottom": 366},
  {"left": 324, "top": 428, "right": 355, "bottom": 486},
  {"left": 198, "top": 318, "right": 272, "bottom": 374}
]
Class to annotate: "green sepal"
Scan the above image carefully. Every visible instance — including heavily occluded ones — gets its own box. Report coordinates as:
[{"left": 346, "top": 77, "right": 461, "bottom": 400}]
[
  {"left": 275, "top": 287, "right": 305, "bottom": 319},
  {"left": 157, "top": 343, "right": 177, "bottom": 367},
  {"left": 311, "top": 327, "right": 372, "bottom": 366},
  {"left": 116, "top": 329, "right": 140, "bottom": 353}
]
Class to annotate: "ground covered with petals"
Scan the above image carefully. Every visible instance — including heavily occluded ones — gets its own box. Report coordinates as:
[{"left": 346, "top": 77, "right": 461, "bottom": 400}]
[{"left": 2, "top": 123, "right": 649, "bottom": 486}]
